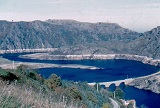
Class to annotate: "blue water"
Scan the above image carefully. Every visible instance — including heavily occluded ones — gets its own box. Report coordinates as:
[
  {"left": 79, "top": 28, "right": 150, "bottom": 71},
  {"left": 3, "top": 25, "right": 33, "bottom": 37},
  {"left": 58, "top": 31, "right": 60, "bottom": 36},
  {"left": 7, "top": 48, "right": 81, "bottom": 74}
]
[
  {"left": 1, "top": 53, "right": 160, "bottom": 108},
  {"left": 122, "top": 86, "right": 160, "bottom": 108},
  {"left": 1, "top": 53, "right": 159, "bottom": 82}
]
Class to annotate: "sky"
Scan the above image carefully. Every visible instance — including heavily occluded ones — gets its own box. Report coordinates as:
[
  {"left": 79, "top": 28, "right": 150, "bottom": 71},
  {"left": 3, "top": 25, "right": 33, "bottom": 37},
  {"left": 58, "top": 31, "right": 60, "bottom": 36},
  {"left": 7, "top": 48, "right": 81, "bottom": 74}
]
[{"left": 0, "top": 0, "right": 160, "bottom": 32}]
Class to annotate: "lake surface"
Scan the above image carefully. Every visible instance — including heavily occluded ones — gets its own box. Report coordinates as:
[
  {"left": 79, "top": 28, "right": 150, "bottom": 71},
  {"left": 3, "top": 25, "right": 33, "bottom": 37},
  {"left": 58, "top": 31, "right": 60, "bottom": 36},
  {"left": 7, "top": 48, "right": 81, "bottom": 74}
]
[{"left": 1, "top": 53, "right": 160, "bottom": 108}]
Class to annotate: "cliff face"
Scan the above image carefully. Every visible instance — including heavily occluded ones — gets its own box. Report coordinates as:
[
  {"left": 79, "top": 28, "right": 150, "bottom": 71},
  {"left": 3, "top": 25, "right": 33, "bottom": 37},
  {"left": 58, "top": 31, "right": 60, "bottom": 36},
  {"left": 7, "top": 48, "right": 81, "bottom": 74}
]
[{"left": 0, "top": 20, "right": 160, "bottom": 59}]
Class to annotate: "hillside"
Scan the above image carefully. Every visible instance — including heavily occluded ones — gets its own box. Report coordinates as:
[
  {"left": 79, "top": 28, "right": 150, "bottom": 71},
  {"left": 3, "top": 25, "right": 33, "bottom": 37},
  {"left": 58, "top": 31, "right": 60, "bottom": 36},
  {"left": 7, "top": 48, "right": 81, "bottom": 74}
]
[
  {"left": 0, "top": 65, "right": 135, "bottom": 108},
  {"left": 129, "top": 27, "right": 160, "bottom": 59},
  {"left": 0, "top": 20, "right": 160, "bottom": 58}
]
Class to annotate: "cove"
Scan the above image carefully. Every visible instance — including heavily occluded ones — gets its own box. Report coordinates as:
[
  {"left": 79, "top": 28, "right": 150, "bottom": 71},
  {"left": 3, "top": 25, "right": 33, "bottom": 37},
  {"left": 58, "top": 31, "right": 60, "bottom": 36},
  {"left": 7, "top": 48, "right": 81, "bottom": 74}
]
[{"left": 1, "top": 53, "right": 160, "bottom": 107}]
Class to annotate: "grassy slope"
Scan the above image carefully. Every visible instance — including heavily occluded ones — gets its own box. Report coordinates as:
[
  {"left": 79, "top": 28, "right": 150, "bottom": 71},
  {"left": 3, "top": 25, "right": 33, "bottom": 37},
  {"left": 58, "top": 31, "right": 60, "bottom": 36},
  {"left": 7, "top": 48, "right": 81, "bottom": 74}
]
[{"left": 0, "top": 65, "right": 114, "bottom": 108}]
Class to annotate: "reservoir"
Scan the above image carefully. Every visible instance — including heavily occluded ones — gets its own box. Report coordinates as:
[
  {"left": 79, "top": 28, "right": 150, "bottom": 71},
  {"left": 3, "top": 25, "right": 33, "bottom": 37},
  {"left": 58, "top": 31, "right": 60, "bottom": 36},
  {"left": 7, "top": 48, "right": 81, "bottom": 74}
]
[{"left": 1, "top": 53, "right": 160, "bottom": 108}]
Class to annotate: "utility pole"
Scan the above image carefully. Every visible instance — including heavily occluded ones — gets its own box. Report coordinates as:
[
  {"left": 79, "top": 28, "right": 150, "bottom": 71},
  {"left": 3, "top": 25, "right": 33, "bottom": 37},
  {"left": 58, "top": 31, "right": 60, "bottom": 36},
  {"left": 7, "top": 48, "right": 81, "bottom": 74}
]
[
  {"left": 97, "top": 83, "right": 99, "bottom": 92},
  {"left": 62, "top": 96, "right": 65, "bottom": 103},
  {"left": 114, "top": 91, "right": 115, "bottom": 98},
  {"left": 12, "top": 60, "right": 15, "bottom": 69}
]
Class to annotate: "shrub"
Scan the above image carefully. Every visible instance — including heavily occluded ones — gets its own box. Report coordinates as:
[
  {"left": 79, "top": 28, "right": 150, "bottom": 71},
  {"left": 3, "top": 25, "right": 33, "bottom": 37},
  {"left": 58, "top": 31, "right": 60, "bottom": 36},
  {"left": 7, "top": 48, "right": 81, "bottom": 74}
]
[
  {"left": 44, "top": 74, "right": 62, "bottom": 90},
  {"left": 66, "top": 87, "right": 82, "bottom": 101},
  {"left": 27, "top": 70, "right": 44, "bottom": 83},
  {"left": 0, "top": 69, "right": 18, "bottom": 82},
  {"left": 86, "top": 91, "right": 98, "bottom": 104}
]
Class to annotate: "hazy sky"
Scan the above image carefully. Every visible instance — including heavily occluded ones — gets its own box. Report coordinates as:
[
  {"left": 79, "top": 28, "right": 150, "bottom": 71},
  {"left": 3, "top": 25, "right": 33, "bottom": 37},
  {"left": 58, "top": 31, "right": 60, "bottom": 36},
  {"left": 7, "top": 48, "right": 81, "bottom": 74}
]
[{"left": 0, "top": 0, "right": 160, "bottom": 32}]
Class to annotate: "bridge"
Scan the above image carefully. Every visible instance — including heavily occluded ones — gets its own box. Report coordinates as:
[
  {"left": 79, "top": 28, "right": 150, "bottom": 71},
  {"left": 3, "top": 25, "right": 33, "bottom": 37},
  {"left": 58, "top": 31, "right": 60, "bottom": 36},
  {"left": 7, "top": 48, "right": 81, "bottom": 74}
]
[
  {"left": 88, "top": 71, "right": 160, "bottom": 88},
  {"left": 88, "top": 78, "right": 134, "bottom": 87}
]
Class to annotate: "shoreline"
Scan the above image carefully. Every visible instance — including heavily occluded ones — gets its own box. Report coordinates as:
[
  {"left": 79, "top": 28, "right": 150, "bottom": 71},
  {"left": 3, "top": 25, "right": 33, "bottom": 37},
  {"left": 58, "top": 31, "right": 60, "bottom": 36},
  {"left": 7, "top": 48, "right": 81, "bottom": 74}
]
[
  {"left": 1, "top": 48, "right": 160, "bottom": 67},
  {"left": 20, "top": 53, "right": 160, "bottom": 67}
]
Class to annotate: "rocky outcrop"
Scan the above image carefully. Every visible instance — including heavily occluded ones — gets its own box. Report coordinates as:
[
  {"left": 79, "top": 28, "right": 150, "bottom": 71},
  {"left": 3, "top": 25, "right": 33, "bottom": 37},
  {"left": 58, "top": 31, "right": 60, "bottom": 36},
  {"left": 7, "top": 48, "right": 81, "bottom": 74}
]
[{"left": 129, "top": 73, "right": 160, "bottom": 94}]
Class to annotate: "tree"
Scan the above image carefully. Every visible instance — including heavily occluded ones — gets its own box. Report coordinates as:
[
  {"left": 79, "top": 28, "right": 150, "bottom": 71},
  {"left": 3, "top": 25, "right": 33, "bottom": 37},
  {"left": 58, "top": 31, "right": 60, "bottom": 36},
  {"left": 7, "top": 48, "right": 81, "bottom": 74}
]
[
  {"left": 115, "top": 88, "right": 125, "bottom": 99},
  {"left": 27, "top": 70, "right": 44, "bottom": 82}
]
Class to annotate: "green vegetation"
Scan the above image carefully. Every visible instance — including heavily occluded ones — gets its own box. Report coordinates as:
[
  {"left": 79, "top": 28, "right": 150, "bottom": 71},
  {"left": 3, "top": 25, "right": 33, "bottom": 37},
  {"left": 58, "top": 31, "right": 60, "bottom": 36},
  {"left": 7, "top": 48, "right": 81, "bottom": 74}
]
[
  {"left": 0, "top": 68, "right": 18, "bottom": 82},
  {"left": 45, "top": 74, "right": 62, "bottom": 90},
  {"left": 0, "top": 64, "right": 115, "bottom": 108},
  {"left": 115, "top": 88, "right": 125, "bottom": 99},
  {"left": 0, "top": 64, "right": 138, "bottom": 108}
]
